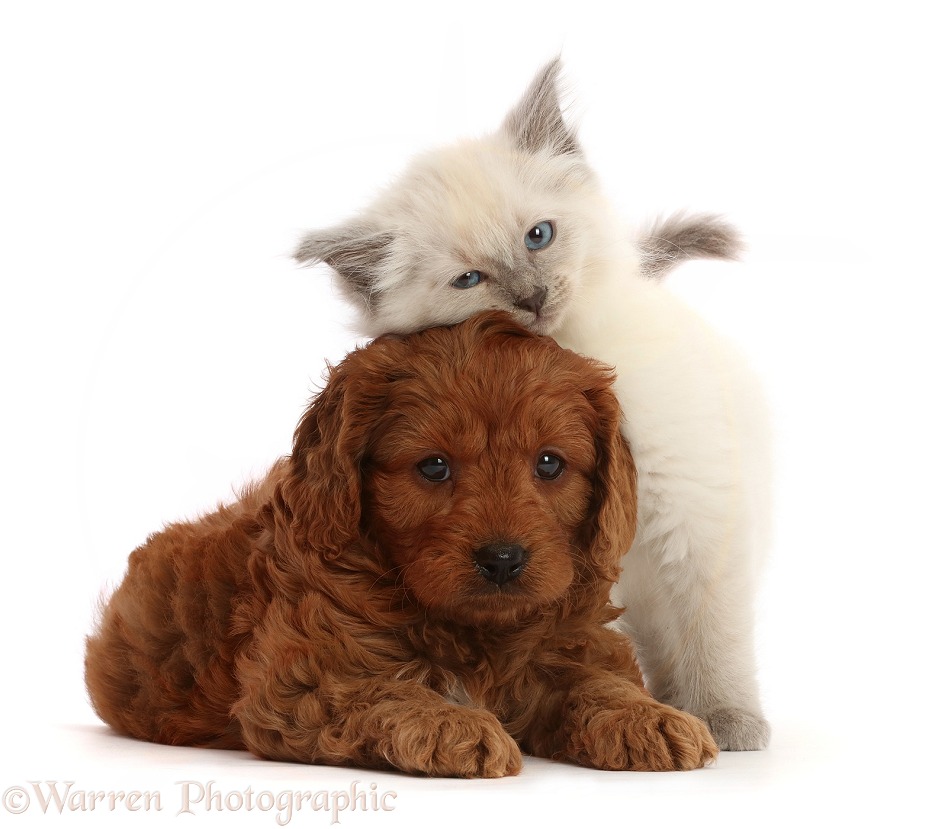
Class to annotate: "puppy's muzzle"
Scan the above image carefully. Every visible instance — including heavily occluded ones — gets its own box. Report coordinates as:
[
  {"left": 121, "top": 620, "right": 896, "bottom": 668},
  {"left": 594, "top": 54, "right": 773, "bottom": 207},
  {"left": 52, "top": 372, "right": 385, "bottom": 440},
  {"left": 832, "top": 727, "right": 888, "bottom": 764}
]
[{"left": 474, "top": 543, "right": 526, "bottom": 587}]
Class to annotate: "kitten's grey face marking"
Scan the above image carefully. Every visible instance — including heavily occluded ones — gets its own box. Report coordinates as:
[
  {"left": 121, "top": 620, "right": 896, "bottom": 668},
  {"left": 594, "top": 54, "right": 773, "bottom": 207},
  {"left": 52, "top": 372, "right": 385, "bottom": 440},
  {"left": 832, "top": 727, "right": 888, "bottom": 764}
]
[{"left": 449, "top": 218, "right": 560, "bottom": 330}]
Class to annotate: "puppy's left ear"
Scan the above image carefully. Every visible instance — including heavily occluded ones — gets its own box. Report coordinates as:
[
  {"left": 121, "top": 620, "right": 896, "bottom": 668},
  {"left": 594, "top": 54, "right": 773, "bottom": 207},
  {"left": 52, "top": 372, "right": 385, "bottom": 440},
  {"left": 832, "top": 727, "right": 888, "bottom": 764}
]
[{"left": 583, "top": 375, "right": 637, "bottom": 582}]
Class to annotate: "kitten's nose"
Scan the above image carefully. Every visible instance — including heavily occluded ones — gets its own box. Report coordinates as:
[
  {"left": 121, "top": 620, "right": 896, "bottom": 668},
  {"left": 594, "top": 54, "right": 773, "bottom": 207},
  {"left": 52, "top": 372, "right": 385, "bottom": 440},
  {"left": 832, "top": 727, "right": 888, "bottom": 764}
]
[
  {"left": 514, "top": 286, "right": 548, "bottom": 316},
  {"left": 474, "top": 543, "right": 527, "bottom": 586}
]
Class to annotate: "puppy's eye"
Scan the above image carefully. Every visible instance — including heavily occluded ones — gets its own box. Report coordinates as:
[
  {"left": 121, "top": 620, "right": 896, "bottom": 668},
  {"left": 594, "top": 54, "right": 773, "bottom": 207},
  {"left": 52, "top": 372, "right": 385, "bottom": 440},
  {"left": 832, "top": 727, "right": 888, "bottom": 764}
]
[
  {"left": 452, "top": 271, "right": 483, "bottom": 289},
  {"left": 417, "top": 456, "right": 451, "bottom": 482},
  {"left": 535, "top": 453, "right": 565, "bottom": 480},
  {"left": 525, "top": 221, "right": 555, "bottom": 251}
]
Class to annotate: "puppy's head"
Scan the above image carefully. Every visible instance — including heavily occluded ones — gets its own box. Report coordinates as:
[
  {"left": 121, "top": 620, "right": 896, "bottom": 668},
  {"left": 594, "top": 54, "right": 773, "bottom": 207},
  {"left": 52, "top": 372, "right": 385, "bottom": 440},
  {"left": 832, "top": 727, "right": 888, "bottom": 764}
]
[{"left": 283, "top": 311, "right": 635, "bottom": 627}]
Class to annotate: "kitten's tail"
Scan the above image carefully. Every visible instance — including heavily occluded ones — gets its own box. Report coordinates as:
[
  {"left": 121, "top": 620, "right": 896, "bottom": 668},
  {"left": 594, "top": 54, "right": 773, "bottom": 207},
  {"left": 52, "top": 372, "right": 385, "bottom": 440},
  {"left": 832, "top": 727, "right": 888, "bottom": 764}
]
[{"left": 637, "top": 213, "right": 743, "bottom": 279}]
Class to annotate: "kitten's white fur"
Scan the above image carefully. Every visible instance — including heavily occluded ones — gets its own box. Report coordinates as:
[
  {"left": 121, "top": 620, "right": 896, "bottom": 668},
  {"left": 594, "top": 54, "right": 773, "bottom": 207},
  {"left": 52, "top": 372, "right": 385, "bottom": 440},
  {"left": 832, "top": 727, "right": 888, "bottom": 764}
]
[{"left": 296, "top": 60, "right": 770, "bottom": 750}]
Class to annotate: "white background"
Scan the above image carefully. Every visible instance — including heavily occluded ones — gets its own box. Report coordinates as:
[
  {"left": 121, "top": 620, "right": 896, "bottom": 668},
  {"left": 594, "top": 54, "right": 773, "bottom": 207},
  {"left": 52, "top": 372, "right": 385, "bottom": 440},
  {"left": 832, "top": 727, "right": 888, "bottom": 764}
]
[{"left": 2, "top": 1, "right": 947, "bottom": 826}]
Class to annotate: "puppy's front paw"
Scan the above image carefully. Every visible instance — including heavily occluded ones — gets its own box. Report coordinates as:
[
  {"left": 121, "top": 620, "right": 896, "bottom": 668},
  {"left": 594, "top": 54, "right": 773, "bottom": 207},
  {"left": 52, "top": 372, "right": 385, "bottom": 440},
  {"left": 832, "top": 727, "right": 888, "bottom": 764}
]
[
  {"left": 391, "top": 708, "right": 522, "bottom": 778},
  {"left": 565, "top": 701, "right": 718, "bottom": 771},
  {"left": 702, "top": 707, "right": 770, "bottom": 751}
]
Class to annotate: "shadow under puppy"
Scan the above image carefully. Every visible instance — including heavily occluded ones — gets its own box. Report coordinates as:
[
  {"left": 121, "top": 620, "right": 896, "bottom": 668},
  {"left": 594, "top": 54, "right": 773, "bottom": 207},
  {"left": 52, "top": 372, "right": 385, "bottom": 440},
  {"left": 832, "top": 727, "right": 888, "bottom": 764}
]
[{"left": 85, "top": 312, "right": 717, "bottom": 776}]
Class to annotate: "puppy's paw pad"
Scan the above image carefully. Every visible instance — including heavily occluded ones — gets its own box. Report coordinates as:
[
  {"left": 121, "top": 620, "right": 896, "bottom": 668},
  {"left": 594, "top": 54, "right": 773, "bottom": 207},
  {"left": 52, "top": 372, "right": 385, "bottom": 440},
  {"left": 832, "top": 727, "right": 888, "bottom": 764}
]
[
  {"left": 396, "top": 709, "right": 522, "bottom": 778},
  {"left": 703, "top": 707, "right": 770, "bottom": 751},
  {"left": 569, "top": 702, "right": 718, "bottom": 771},
  {"left": 435, "top": 714, "right": 522, "bottom": 778},
  {"left": 653, "top": 705, "right": 719, "bottom": 770}
]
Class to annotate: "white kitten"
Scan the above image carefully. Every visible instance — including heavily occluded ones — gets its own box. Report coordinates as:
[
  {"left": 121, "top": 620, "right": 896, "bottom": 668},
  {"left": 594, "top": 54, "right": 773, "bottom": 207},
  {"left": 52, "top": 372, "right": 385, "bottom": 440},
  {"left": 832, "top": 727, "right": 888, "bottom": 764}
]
[{"left": 295, "top": 60, "right": 770, "bottom": 750}]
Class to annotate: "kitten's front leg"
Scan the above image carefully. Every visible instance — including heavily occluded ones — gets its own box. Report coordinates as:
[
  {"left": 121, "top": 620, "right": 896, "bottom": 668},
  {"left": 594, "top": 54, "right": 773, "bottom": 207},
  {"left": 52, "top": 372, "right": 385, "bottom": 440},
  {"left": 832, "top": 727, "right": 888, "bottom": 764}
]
[
  {"left": 234, "top": 649, "right": 521, "bottom": 778},
  {"left": 615, "top": 533, "right": 771, "bottom": 751}
]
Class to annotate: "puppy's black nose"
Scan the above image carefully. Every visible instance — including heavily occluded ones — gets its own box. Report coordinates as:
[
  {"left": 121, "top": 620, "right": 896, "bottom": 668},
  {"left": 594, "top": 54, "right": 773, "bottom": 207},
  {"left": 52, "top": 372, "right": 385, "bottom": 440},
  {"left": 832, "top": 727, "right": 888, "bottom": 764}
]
[
  {"left": 474, "top": 543, "right": 526, "bottom": 586},
  {"left": 514, "top": 287, "right": 548, "bottom": 316}
]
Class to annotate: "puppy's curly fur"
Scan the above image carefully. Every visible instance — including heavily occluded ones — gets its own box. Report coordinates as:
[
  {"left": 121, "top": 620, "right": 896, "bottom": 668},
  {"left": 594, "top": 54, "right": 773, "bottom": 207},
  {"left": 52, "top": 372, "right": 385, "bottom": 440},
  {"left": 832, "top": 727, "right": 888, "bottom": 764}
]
[{"left": 85, "top": 312, "right": 717, "bottom": 776}]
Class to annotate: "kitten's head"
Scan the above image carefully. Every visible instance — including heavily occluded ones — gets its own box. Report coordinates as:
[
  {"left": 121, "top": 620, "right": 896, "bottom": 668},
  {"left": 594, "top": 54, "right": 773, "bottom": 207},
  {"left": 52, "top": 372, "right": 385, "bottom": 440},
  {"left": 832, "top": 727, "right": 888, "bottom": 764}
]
[{"left": 295, "top": 59, "right": 624, "bottom": 337}]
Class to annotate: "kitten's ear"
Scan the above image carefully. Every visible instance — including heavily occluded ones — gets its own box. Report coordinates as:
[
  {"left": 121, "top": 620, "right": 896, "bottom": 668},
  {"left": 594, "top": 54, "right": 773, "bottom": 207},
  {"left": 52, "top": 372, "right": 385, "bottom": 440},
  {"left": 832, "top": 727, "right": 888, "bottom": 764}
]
[
  {"left": 502, "top": 58, "right": 580, "bottom": 157},
  {"left": 638, "top": 213, "right": 744, "bottom": 280},
  {"left": 294, "top": 223, "right": 394, "bottom": 300}
]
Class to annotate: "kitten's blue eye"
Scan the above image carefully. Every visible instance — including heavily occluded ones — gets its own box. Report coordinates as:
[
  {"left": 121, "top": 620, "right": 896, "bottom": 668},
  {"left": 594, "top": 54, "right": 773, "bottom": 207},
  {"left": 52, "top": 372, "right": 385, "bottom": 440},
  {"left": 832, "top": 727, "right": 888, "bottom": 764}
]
[
  {"left": 418, "top": 456, "right": 451, "bottom": 482},
  {"left": 525, "top": 221, "right": 555, "bottom": 251},
  {"left": 452, "top": 271, "right": 483, "bottom": 289}
]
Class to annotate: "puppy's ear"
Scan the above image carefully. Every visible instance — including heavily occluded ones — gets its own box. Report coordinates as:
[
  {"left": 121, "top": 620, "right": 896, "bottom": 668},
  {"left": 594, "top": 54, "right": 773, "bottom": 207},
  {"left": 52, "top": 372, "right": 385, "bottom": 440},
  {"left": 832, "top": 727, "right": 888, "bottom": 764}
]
[
  {"left": 502, "top": 58, "right": 581, "bottom": 157},
  {"left": 294, "top": 222, "right": 395, "bottom": 305},
  {"left": 582, "top": 374, "right": 637, "bottom": 582},
  {"left": 277, "top": 338, "right": 405, "bottom": 556}
]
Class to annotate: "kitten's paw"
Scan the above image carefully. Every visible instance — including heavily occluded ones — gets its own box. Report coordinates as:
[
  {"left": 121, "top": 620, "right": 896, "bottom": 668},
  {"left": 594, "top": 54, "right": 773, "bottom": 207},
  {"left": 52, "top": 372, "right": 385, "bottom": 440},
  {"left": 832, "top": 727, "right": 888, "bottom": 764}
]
[
  {"left": 392, "top": 708, "right": 522, "bottom": 778},
  {"left": 564, "top": 701, "right": 718, "bottom": 771},
  {"left": 702, "top": 707, "right": 771, "bottom": 751}
]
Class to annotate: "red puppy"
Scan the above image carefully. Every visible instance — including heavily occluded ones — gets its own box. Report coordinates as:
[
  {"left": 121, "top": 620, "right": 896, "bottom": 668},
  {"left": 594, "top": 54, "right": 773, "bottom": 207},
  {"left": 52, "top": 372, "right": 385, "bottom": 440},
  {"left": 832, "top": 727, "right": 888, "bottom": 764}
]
[{"left": 85, "top": 312, "right": 716, "bottom": 776}]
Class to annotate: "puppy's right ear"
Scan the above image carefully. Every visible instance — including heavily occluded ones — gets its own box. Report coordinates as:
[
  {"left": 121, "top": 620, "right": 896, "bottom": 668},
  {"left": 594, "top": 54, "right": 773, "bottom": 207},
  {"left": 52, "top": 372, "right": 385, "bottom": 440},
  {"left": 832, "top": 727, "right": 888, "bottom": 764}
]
[
  {"left": 294, "top": 222, "right": 395, "bottom": 303},
  {"left": 276, "top": 338, "right": 407, "bottom": 558}
]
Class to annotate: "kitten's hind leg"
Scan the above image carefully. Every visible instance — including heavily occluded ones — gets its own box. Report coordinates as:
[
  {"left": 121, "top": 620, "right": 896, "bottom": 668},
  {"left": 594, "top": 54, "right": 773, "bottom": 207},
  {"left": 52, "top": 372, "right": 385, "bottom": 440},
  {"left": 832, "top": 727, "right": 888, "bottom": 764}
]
[
  {"left": 638, "top": 213, "right": 743, "bottom": 279},
  {"left": 615, "top": 533, "right": 770, "bottom": 751}
]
